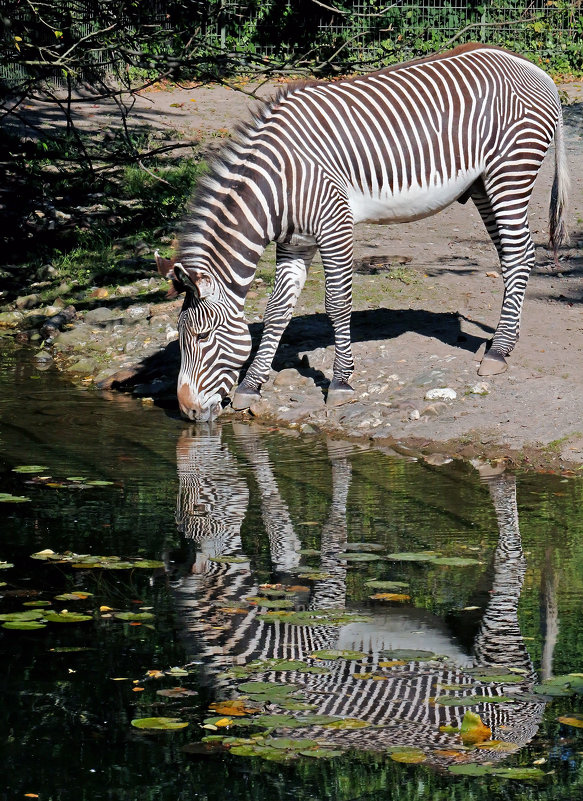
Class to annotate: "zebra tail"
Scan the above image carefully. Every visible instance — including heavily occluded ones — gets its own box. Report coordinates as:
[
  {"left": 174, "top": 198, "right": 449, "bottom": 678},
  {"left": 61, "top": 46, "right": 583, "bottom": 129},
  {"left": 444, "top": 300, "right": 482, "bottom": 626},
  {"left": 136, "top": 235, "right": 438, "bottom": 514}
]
[{"left": 549, "top": 108, "right": 570, "bottom": 265}]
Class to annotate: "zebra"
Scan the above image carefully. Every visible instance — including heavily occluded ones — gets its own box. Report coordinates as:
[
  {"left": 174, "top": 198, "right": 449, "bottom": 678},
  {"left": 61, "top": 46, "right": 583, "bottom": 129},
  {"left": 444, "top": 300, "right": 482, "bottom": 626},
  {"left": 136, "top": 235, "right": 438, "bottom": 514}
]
[
  {"left": 169, "top": 424, "right": 547, "bottom": 765},
  {"left": 156, "top": 43, "right": 569, "bottom": 423}
]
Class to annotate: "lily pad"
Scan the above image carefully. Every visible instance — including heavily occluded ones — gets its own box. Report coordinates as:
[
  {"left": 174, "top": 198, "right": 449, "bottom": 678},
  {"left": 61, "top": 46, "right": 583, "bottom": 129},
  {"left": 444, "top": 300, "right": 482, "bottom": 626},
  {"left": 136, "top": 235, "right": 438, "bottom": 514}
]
[
  {"left": 113, "top": 611, "right": 155, "bottom": 622},
  {"left": 322, "top": 718, "right": 371, "bottom": 729},
  {"left": 131, "top": 717, "right": 189, "bottom": 730},
  {"left": 0, "top": 610, "right": 45, "bottom": 621},
  {"left": 2, "top": 620, "right": 47, "bottom": 630},
  {"left": 435, "top": 694, "right": 516, "bottom": 706},
  {"left": 431, "top": 556, "right": 482, "bottom": 566},
  {"left": 310, "top": 649, "right": 367, "bottom": 661},
  {"left": 44, "top": 611, "right": 93, "bottom": 623},
  {"left": 0, "top": 561, "right": 14, "bottom": 569},
  {"left": 87, "top": 480, "right": 115, "bottom": 486},
  {"left": 54, "top": 592, "right": 93, "bottom": 601},
  {"left": 386, "top": 551, "right": 438, "bottom": 561},
  {"left": 448, "top": 763, "right": 491, "bottom": 776},
  {"left": 0, "top": 493, "right": 30, "bottom": 503},
  {"left": 12, "top": 465, "right": 49, "bottom": 473},
  {"left": 245, "top": 597, "right": 294, "bottom": 609},
  {"left": 365, "top": 580, "right": 409, "bottom": 590},
  {"left": 388, "top": 747, "right": 426, "bottom": 763},
  {"left": 296, "top": 572, "right": 333, "bottom": 580},
  {"left": 337, "top": 552, "right": 383, "bottom": 562},
  {"left": 380, "top": 649, "right": 436, "bottom": 661}
]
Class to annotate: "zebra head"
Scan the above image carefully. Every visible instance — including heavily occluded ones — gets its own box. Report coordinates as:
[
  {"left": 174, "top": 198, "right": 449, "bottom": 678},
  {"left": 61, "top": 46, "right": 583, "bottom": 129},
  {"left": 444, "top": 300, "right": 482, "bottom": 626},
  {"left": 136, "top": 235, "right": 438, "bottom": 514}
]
[{"left": 156, "top": 253, "right": 252, "bottom": 422}]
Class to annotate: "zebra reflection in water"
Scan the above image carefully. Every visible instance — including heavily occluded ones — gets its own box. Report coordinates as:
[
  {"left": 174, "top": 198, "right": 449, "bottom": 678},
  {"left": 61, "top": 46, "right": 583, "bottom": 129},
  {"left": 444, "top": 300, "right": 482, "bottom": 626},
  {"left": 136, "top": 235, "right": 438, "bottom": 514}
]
[{"left": 169, "top": 425, "right": 545, "bottom": 766}]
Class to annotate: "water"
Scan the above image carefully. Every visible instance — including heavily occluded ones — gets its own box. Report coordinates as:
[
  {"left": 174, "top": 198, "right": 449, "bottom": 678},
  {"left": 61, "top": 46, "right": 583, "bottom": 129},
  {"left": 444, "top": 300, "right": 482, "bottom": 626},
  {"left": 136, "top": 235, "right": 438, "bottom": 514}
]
[{"left": 2, "top": 343, "right": 583, "bottom": 800}]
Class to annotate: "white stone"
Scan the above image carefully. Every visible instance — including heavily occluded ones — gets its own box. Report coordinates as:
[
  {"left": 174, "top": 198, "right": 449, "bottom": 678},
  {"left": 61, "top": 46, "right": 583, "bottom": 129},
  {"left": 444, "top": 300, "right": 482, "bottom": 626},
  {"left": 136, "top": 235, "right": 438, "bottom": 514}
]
[{"left": 424, "top": 387, "right": 457, "bottom": 401}]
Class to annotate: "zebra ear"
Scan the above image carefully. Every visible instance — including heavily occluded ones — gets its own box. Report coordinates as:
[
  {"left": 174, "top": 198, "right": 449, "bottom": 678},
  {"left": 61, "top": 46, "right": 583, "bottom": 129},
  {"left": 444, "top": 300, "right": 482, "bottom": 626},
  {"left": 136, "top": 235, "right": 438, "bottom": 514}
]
[
  {"left": 174, "top": 263, "right": 217, "bottom": 300},
  {"left": 154, "top": 252, "right": 182, "bottom": 298}
]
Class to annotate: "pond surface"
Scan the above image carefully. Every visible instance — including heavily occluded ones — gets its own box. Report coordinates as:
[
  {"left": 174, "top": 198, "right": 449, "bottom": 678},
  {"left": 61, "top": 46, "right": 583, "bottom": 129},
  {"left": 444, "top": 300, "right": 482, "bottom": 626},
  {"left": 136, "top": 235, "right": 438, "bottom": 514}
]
[{"left": 2, "top": 344, "right": 583, "bottom": 801}]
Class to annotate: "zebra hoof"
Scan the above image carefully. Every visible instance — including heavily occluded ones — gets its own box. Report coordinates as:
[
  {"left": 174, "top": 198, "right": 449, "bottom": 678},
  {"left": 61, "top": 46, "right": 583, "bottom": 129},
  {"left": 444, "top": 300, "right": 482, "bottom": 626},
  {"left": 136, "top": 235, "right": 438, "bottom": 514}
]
[
  {"left": 326, "top": 379, "right": 355, "bottom": 407},
  {"left": 232, "top": 385, "right": 262, "bottom": 411},
  {"left": 477, "top": 351, "right": 508, "bottom": 376}
]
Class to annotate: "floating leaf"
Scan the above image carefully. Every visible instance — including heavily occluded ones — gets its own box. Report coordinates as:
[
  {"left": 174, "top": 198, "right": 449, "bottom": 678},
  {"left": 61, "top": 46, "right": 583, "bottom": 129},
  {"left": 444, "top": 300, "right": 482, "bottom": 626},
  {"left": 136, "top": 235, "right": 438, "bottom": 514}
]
[
  {"left": 156, "top": 687, "right": 198, "bottom": 698},
  {"left": 337, "top": 552, "right": 383, "bottom": 562},
  {"left": 490, "top": 767, "right": 544, "bottom": 780},
  {"left": 250, "top": 714, "right": 303, "bottom": 729},
  {"left": 237, "top": 681, "right": 296, "bottom": 700},
  {"left": 310, "top": 649, "right": 367, "bottom": 661},
  {"left": 345, "top": 542, "right": 385, "bottom": 552},
  {"left": 258, "top": 609, "right": 371, "bottom": 627},
  {"left": 132, "top": 560, "right": 165, "bottom": 569},
  {"left": 475, "top": 740, "right": 520, "bottom": 752},
  {"left": 0, "top": 610, "right": 45, "bottom": 621},
  {"left": 86, "top": 480, "right": 115, "bottom": 486},
  {"left": 449, "top": 763, "right": 490, "bottom": 776},
  {"left": 209, "top": 556, "right": 248, "bottom": 564},
  {"left": 471, "top": 673, "right": 524, "bottom": 684},
  {"left": 23, "top": 600, "right": 52, "bottom": 607},
  {"left": 558, "top": 713, "right": 583, "bottom": 728},
  {"left": 431, "top": 557, "right": 482, "bottom": 566},
  {"left": 44, "top": 611, "right": 92, "bottom": 623},
  {"left": 388, "top": 747, "right": 426, "bottom": 763},
  {"left": 246, "top": 597, "right": 294, "bottom": 609},
  {"left": 365, "top": 580, "right": 409, "bottom": 590},
  {"left": 131, "top": 717, "right": 189, "bottom": 730},
  {"left": 54, "top": 592, "right": 93, "bottom": 601},
  {"left": 386, "top": 551, "right": 438, "bottom": 561},
  {"left": 436, "top": 694, "right": 516, "bottom": 706},
  {"left": 2, "top": 620, "right": 47, "bottom": 630},
  {"left": 322, "top": 718, "right": 370, "bottom": 729},
  {"left": 0, "top": 493, "right": 30, "bottom": 503},
  {"left": 0, "top": 561, "right": 14, "bottom": 569},
  {"left": 459, "top": 711, "right": 492, "bottom": 745},
  {"left": 12, "top": 465, "right": 48, "bottom": 473},
  {"left": 378, "top": 660, "right": 408, "bottom": 668},
  {"left": 209, "top": 700, "right": 259, "bottom": 717},
  {"left": 300, "top": 748, "right": 344, "bottom": 758},
  {"left": 296, "top": 572, "right": 333, "bottom": 580},
  {"left": 114, "top": 611, "right": 155, "bottom": 622},
  {"left": 380, "top": 649, "right": 436, "bottom": 661},
  {"left": 369, "top": 593, "right": 411, "bottom": 601}
]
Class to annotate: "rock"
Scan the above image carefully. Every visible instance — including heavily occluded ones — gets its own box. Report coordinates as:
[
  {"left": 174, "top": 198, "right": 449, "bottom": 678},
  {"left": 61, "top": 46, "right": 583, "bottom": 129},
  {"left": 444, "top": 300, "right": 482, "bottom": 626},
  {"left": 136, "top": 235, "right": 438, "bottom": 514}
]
[
  {"left": 421, "top": 402, "right": 449, "bottom": 418},
  {"left": 83, "top": 307, "right": 123, "bottom": 329},
  {"left": 0, "top": 310, "right": 25, "bottom": 328},
  {"left": 424, "top": 387, "right": 457, "bottom": 401},
  {"left": 52, "top": 325, "right": 91, "bottom": 348},
  {"left": 408, "top": 409, "right": 420, "bottom": 421},
  {"left": 90, "top": 287, "right": 109, "bottom": 299},
  {"left": 469, "top": 381, "right": 490, "bottom": 395},
  {"left": 424, "top": 453, "right": 453, "bottom": 466},
  {"left": 15, "top": 294, "right": 41, "bottom": 310},
  {"left": 68, "top": 357, "right": 99, "bottom": 375},
  {"left": 116, "top": 284, "right": 140, "bottom": 297},
  {"left": 124, "top": 305, "right": 150, "bottom": 324},
  {"left": 95, "top": 366, "right": 141, "bottom": 390},
  {"left": 249, "top": 398, "right": 267, "bottom": 416},
  {"left": 273, "top": 368, "right": 303, "bottom": 387}
]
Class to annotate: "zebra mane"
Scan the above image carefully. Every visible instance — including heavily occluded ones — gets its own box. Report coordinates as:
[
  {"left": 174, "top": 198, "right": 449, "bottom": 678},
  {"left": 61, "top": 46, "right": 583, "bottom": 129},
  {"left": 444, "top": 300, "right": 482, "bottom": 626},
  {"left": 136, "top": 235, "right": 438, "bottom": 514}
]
[{"left": 179, "top": 79, "right": 321, "bottom": 259}]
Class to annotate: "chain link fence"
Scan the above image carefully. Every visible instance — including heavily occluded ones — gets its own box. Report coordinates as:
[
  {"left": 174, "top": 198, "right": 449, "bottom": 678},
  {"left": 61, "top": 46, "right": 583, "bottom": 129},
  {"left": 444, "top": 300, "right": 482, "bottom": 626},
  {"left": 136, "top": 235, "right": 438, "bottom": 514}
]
[{"left": 203, "top": 0, "right": 583, "bottom": 71}]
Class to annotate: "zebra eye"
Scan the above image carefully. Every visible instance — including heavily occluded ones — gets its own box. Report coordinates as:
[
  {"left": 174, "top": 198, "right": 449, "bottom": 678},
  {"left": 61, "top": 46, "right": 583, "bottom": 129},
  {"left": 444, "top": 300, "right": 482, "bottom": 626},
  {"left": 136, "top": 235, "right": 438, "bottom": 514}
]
[{"left": 196, "top": 331, "right": 211, "bottom": 342}]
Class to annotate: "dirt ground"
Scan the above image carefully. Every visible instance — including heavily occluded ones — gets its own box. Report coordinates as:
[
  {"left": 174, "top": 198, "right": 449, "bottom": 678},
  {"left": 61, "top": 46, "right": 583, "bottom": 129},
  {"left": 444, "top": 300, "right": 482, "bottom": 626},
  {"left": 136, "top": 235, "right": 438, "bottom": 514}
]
[{"left": 14, "top": 74, "right": 583, "bottom": 469}]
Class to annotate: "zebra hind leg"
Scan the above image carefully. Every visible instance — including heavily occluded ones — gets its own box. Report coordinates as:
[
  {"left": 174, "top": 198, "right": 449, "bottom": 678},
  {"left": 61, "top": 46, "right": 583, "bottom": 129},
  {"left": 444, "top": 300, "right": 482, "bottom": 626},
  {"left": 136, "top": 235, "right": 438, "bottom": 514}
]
[
  {"left": 471, "top": 180, "right": 536, "bottom": 377},
  {"left": 232, "top": 243, "right": 317, "bottom": 411}
]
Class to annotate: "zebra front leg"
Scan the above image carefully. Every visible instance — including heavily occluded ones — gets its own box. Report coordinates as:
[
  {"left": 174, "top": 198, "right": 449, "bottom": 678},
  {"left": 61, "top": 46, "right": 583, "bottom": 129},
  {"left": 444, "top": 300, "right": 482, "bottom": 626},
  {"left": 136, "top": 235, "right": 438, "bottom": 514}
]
[
  {"left": 232, "top": 243, "right": 317, "bottom": 410},
  {"left": 320, "top": 244, "right": 356, "bottom": 407}
]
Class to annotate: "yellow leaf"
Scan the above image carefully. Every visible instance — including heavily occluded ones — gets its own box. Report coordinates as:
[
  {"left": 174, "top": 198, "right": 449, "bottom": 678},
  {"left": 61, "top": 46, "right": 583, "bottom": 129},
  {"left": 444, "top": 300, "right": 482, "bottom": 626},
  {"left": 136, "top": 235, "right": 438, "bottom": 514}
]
[
  {"left": 369, "top": 593, "right": 411, "bottom": 602},
  {"left": 558, "top": 714, "right": 583, "bottom": 728},
  {"left": 214, "top": 717, "right": 233, "bottom": 727},
  {"left": 132, "top": 686, "right": 145, "bottom": 692},
  {"left": 460, "top": 711, "right": 492, "bottom": 745},
  {"left": 147, "top": 670, "right": 164, "bottom": 679},
  {"left": 209, "top": 699, "right": 257, "bottom": 717},
  {"left": 54, "top": 30, "right": 63, "bottom": 37},
  {"left": 378, "top": 660, "right": 407, "bottom": 668},
  {"left": 100, "top": 605, "right": 113, "bottom": 612}
]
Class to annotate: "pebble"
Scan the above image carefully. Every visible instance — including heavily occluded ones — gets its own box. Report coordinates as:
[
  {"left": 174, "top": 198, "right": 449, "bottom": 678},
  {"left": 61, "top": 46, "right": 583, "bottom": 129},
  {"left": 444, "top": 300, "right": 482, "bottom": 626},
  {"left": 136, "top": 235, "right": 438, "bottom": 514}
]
[
  {"left": 469, "top": 382, "right": 490, "bottom": 395},
  {"left": 425, "top": 387, "right": 457, "bottom": 401}
]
